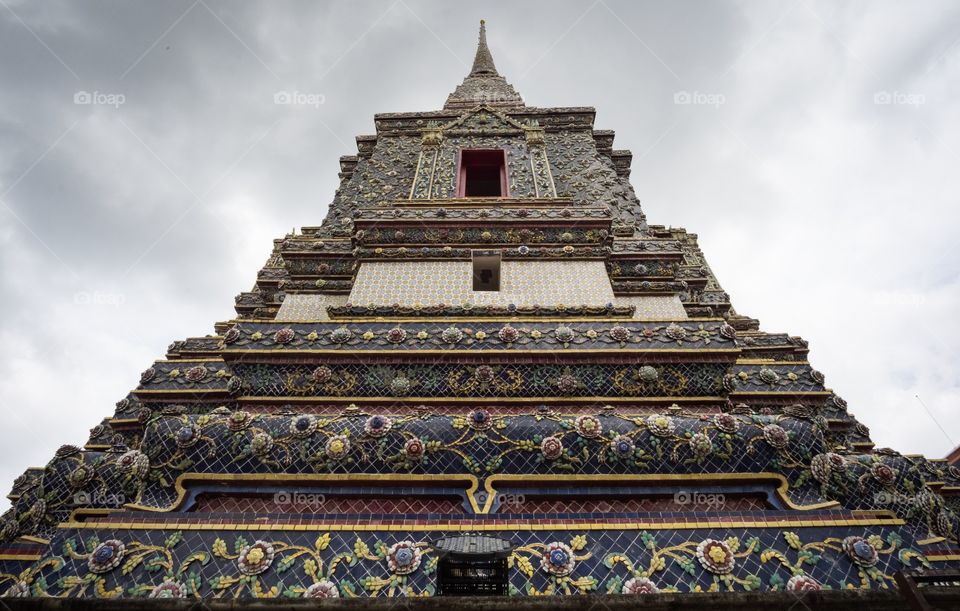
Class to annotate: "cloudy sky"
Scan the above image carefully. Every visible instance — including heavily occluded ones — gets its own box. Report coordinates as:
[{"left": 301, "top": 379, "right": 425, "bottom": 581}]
[{"left": 1, "top": 0, "right": 958, "bottom": 509}]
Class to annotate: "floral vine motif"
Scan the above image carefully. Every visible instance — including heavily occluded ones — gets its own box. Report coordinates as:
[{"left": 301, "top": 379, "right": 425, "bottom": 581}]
[
  {"left": 870, "top": 462, "right": 897, "bottom": 487},
  {"left": 1, "top": 519, "right": 19, "bottom": 541},
  {"left": 574, "top": 415, "right": 602, "bottom": 439},
  {"left": 713, "top": 413, "right": 740, "bottom": 434},
  {"left": 242, "top": 360, "right": 726, "bottom": 399},
  {"left": 441, "top": 326, "right": 463, "bottom": 344},
  {"left": 325, "top": 435, "right": 351, "bottom": 461},
  {"left": 555, "top": 325, "right": 575, "bottom": 345},
  {"left": 553, "top": 370, "right": 583, "bottom": 395},
  {"left": 468, "top": 409, "right": 493, "bottom": 431},
  {"left": 622, "top": 577, "right": 659, "bottom": 594},
  {"left": 202, "top": 533, "right": 387, "bottom": 597},
  {"left": 810, "top": 452, "right": 846, "bottom": 483},
  {"left": 637, "top": 365, "right": 658, "bottom": 383},
  {"left": 762, "top": 531, "right": 928, "bottom": 589},
  {"left": 232, "top": 321, "right": 735, "bottom": 348},
  {"left": 364, "top": 415, "right": 392, "bottom": 437},
  {"left": 67, "top": 464, "right": 95, "bottom": 489},
  {"left": 697, "top": 539, "right": 735, "bottom": 574},
  {"left": 116, "top": 450, "right": 150, "bottom": 479},
  {"left": 88, "top": 539, "right": 125, "bottom": 574},
  {"left": 389, "top": 375, "right": 413, "bottom": 397},
  {"left": 604, "top": 532, "right": 762, "bottom": 593},
  {"left": 758, "top": 368, "right": 780, "bottom": 385},
  {"left": 3, "top": 581, "right": 30, "bottom": 598},
  {"left": 611, "top": 435, "right": 635, "bottom": 459},
  {"left": 510, "top": 536, "right": 595, "bottom": 595},
  {"left": 646, "top": 414, "right": 676, "bottom": 438},
  {"left": 719, "top": 323, "right": 737, "bottom": 340},
  {"left": 688, "top": 432, "right": 713, "bottom": 462},
  {"left": 933, "top": 511, "right": 957, "bottom": 539},
  {"left": 175, "top": 423, "right": 201, "bottom": 448},
  {"left": 227, "top": 410, "right": 254, "bottom": 432},
  {"left": 404, "top": 438, "right": 425, "bottom": 461},
  {"left": 237, "top": 540, "right": 275, "bottom": 575},
  {"left": 612, "top": 365, "right": 692, "bottom": 396},
  {"left": 786, "top": 575, "right": 821, "bottom": 592},
  {"left": 761, "top": 424, "right": 789, "bottom": 449},
  {"left": 474, "top": 365, "right": 495, "bottom": 384},
  {"left": 498, "top": 325, "right": 519, "bottom": 343},
  {"left": 303, "top": 581, "right": 339, "bottom": 598},
  {"left": 289, "top": 415, "right": 317, "bottom": 438},
  {"left": 329, "top": 327, "right": 352, "bottom": 344},
  {"left": 842, "top": 536, "right": 878, "bottom": 568},
  {"left": 541, "top": 436, "right": 564, "bottom": 460},
  {"left": 222, "top": 326, "right": 241, "bottom": 344},
  {"left": 184, "top": 365, "right": 208, "bottom": 382},
  {"left": 386, "top": 327, "right": 406, "bottom": 344},
  {"left": 542, "top": 541, "right": 576, "bottom": 576},
  {"left": 664, "top": 323, "right": 687, "bottom": 342},
  {"left": 609, "top": 325, "right": 630, "bottom": 343},
  {"left": 150, "top": 580, "right": 187, "bottom": 598},
  {"left": 722, "top": 373, "right": 738, "bottom": 392},
  {"left": 446, "top": 364, "right": 524, "bottom": 396},
  {"left": 330, "top": 302, "right": 629, "bottom": 318},
  {"left": 273, "top": 328, "right": 295, "bottom": 344},
  {"left": 250, "top": 432, "right": 274, "bottom": 458},
  {"left": 385, "top": 541, "right": 422, "bottom": 575},
  {"left": 226, "top": 376, "right": 244, "bottom": 395}
]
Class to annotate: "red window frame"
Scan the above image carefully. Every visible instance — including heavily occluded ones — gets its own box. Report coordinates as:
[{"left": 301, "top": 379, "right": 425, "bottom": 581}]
[{"left": 456, "top": 149, "right": 509, "bottom": 198}]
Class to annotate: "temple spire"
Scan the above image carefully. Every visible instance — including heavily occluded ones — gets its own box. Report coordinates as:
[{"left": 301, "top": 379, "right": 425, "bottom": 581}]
[
  {"left": 469, "top": 20, "right": 498, "bottom": 76},
  {"left": 444, "top": 20, "right": 524, "bottom": 110}
]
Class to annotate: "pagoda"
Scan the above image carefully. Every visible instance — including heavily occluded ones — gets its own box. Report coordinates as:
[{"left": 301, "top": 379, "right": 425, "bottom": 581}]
[{"left": 1, "top": 21, "right": 958, "bottom": 605}]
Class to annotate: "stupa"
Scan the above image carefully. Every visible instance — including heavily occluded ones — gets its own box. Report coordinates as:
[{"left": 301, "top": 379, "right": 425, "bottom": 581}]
[{"left": 1, "top": 21, "right": 958, "bottom": 606}]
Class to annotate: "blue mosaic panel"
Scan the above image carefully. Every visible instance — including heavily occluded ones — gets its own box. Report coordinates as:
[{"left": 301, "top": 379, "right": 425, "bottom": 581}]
[{"left": 0, "top": 523, "right": 946, "bottom": 599}]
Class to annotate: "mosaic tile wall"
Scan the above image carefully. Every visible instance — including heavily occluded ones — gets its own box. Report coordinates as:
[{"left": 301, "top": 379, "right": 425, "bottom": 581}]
[
  {"left": 614, "top": 295, "right": 688, "bottom": 320},
  {"left": 276, "top": 294, "right": 348, "bottom": 321},
  {"left": 348, "top": 261, "right": 615, "bottom": 307},
  {"left": 7, "top": 522, "right": 935, "bottom": 598}
]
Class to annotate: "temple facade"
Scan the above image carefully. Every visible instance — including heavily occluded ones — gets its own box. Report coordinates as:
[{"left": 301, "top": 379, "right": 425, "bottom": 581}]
[{"left": 1, "top": 21, "right": 958, "bottom": 604}]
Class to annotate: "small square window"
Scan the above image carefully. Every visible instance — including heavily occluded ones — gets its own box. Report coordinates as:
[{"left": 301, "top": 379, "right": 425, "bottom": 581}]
[
  {"left": 472, "top": 250, "right": 501, "bottom": 291},
  {"left": 458, "top": 149, "right": 507, "bottom": 198}
]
